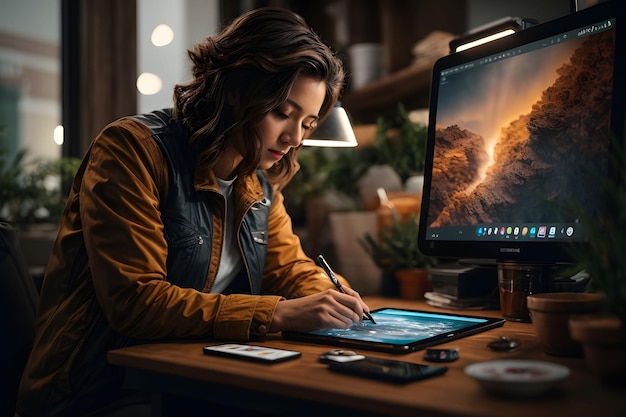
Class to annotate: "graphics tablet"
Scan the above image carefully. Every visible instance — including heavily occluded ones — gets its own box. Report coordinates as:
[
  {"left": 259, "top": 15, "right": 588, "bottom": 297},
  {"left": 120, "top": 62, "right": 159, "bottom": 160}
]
[{"left": 282, "top": 308, "right": 505, "bottom": 353}]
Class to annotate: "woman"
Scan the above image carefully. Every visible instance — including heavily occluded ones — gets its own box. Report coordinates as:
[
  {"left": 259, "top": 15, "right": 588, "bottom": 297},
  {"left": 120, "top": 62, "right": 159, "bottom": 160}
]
[{"left": 17, "top": 7, "right": 371, "bottom": 416}]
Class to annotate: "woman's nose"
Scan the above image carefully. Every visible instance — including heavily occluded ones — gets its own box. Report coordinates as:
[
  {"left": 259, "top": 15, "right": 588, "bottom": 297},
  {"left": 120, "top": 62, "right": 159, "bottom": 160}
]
[{"left": 283, "top": 124, "right": 304, "bottom": 147}]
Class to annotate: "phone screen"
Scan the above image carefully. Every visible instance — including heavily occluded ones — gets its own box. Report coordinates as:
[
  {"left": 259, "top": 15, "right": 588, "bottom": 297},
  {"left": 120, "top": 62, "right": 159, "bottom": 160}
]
[
  {"left": 203, "top": 344, "right": 302, "bottom": 364},
  {"left": 327, "top": 356, "right": 448, "bottom": 383}
]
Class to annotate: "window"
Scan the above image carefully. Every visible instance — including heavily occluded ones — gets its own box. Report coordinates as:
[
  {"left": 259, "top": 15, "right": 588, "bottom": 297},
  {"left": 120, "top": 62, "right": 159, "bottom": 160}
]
[{"left": 0, "top": 0, "right": 62, "bottom": 167}]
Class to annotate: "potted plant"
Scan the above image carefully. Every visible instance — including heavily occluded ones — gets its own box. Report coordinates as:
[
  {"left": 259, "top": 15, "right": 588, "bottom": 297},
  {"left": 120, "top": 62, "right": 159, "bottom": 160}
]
[
  {"left": 356, "top": 104, "right": 428, "bottom": 209},
  {"left": 372, "top": 103, "right": 428, "bottom": 185},
  {"left": 283, "top": 104, "right": 429, "bottom": 295},
  {"left": 360, "top": 212, "right": 437, "bottom": 299},
  {"left": 1, "top": 146, "right": 80, "bottom": 278},
  {"left": 566, "top": 136, "right": 626, "bottom": 385},
  {"left": 0, "top": 149, "right": 80, "bottom": 227}
]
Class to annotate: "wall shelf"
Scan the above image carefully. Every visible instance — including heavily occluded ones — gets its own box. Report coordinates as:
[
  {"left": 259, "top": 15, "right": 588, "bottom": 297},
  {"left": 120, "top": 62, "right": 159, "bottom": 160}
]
[
  {"left": 340, "top": 0, "right": 465, "bottom": 124},
  {"left": 342, "top": 57, "right": 437, "bottom": 124}
]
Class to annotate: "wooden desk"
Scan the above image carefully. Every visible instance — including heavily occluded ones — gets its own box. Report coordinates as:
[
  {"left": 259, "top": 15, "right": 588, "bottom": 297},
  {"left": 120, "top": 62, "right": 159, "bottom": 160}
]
[{"left": 107, "top": 298, "right": 625, "bottom": 417}]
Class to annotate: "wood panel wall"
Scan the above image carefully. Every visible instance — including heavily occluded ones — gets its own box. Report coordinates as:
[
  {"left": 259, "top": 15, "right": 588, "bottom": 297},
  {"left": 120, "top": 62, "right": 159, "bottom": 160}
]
[{"left": 63, "top": 0, "right": 137, "bottom": 157}]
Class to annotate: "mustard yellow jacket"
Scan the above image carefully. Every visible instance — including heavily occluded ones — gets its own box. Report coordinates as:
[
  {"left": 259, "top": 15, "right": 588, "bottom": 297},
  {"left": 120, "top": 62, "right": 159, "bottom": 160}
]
[{"left": 17, "top": 113, "right": 346, "bottom": 416}]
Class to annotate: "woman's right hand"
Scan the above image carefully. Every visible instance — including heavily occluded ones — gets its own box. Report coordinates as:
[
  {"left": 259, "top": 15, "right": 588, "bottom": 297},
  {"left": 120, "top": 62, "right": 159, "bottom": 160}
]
[{"left": 268, "top": 289, "right": 371, "bottom": 333}]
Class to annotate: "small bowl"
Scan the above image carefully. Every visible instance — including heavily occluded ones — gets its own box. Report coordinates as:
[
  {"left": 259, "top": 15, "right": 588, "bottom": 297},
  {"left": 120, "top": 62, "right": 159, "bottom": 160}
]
[{"left": 465, "top": 359, "right": 570, "bottom": 397}]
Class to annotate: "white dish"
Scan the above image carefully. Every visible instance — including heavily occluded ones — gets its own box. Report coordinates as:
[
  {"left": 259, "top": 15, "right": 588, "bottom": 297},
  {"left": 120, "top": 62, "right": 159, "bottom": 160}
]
[{"left": 465, "top": 359, "right": 570, "bottom": 397}]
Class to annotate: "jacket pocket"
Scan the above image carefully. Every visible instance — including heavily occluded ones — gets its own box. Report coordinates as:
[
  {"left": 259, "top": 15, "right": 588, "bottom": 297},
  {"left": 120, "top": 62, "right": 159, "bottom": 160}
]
[{"left": 162, "top": 216, "right": 210, "bottom": 289}]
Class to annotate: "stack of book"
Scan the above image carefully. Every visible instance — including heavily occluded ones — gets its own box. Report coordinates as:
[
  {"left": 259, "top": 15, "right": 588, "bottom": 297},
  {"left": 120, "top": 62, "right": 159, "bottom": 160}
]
[{"left": 426, "top": 263, "right": 500, "bottom": 310}]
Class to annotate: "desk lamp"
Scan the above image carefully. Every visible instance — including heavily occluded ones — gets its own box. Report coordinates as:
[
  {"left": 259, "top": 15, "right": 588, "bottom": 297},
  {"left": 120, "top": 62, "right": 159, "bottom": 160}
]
[
  {"left": 302, "top": 103, "right": 358, "bottom": 147},
  {"left": 449, "top": 17, "right": 537, "bottom": 53}
]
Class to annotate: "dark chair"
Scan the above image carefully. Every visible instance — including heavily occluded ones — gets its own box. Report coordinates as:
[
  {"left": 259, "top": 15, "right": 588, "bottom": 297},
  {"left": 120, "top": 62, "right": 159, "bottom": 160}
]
[{"left": 0, "top": 221, "right": 39, "bottom": 417}]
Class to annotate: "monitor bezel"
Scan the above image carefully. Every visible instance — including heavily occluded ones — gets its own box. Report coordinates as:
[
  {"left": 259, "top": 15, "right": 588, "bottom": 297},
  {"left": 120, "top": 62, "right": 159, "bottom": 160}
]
[{"left": 418, "top": 1, "right": 626, "bottom": 264}]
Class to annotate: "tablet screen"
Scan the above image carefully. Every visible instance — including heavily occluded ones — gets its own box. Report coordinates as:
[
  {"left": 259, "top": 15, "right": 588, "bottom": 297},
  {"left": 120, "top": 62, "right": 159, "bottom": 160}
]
[{"left": 282, "top": 308, "right": 505, "bottom": 353}]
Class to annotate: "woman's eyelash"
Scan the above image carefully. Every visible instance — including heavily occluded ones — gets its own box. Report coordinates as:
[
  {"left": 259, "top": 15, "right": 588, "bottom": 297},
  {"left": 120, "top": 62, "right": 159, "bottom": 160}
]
[
  {"left": 273, "top": 109, "right": 316, "bottom": 129},
  {"left": 274, "top": 109, "right": 289, "bottom": 119}
]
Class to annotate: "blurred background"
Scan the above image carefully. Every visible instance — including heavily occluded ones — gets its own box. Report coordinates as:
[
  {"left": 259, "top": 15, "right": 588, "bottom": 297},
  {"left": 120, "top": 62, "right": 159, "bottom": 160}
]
[{"left": 0, "top": 0, "right": 577, "bottom": 284}]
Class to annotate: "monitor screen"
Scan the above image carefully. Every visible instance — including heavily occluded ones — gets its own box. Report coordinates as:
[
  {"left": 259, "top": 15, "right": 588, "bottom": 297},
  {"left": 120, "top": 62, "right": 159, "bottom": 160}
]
[{"left": 418, "top": 2, "right": 626, "bottom": 264}]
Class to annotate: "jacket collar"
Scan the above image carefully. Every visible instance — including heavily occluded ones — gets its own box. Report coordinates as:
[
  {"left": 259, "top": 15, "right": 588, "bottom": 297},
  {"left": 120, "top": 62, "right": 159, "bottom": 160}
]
[{"left": 193, "top": 156, "right": 266, "bottom": 203}]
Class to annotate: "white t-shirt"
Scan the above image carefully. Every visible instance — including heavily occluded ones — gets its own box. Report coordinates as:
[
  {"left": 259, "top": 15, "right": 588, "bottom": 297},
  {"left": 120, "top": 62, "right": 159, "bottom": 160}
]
[{"left": 210, "top": 177, "right": 243, "bottom": 293}]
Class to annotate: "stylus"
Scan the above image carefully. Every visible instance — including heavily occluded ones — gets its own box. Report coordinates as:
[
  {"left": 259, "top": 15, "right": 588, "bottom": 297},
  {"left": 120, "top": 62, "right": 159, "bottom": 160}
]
[{"left": 317, "top": 255, "right": 377, "bottom": 324}]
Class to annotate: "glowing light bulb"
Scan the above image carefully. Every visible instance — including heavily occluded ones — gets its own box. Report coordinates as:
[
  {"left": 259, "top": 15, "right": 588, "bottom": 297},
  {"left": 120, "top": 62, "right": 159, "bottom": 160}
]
[
  {"left": 136, "top": 72, "right": 163, "bottom": 95},
  {"left": 53, "top": 124, "right": 64, "bottom": 145},
  {"left": 151, "top": 24, "right": 174, "bottom": 47}
]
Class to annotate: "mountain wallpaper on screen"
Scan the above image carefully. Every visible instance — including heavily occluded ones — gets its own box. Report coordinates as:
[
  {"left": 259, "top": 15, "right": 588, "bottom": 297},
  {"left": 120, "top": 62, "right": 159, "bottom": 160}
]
[{"left": 428, "top": 30, "right": 614, "bottom": 228}]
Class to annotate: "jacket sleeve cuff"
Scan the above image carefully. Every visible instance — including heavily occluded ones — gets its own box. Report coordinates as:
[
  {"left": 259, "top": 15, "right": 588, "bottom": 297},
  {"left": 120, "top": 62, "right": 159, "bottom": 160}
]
[{"left": 213, "top": 295, "right": 283, "bottom": 340}]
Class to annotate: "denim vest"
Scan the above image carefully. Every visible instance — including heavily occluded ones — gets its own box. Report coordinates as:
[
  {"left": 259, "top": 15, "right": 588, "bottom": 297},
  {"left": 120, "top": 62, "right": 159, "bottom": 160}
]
[{"left": 132, "top": 109, "right": 273, "bottom": 294}]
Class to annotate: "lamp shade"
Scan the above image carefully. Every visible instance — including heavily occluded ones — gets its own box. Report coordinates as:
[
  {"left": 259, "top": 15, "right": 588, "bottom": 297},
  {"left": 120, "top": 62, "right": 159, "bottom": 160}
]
[{"left": 303, "top": 106, "right": 358, "bottom": 147}]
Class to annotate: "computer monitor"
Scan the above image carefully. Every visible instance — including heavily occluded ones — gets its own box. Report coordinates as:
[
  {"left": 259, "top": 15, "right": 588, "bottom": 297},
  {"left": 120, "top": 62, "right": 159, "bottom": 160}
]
[{"left": 418, "top": 1, "right": 626, "bottom": 265}]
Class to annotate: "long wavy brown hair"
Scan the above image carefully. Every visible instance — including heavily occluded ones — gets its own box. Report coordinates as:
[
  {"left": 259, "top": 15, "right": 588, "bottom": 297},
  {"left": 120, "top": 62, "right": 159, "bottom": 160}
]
[{"left": 173, "top": 7, "right": 345, "bottom": 189}]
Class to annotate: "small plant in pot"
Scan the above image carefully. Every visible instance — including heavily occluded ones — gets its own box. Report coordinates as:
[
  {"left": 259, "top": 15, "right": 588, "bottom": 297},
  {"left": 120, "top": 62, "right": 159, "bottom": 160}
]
[
  {"left": 565, "top": 136, "right": 626, "bottom": 385},
  {"left": 1, "top": 148, "right": 80, "bottom": 226},
  {"left": 373, "top": 103, "right": 428, "bottom": 184},
  {"left": 360, "top": 212, "right": 437, "bottom": 299}
]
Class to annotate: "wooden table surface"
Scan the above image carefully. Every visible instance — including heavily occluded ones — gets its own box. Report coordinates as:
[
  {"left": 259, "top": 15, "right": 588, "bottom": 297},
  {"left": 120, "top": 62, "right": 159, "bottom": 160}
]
[{"left": 108, "top": 297, "right": 626, "bottom": 417}]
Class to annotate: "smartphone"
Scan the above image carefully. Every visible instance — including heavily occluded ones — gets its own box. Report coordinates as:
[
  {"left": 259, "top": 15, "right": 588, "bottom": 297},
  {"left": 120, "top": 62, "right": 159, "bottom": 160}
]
[
  {"left": 327, "top": 356, "right": 448, "bottom": 383},
  {"left": 202, "top": 344, "right": 301, "bottom": 364}
]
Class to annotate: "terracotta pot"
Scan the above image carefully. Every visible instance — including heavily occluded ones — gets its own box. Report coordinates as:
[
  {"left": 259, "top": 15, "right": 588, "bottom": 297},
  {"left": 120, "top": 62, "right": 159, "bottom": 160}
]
[
  {"left": 526, "top": 292, "right": 605, "bottom": 357},
  {"left": 394, "top": 268, "right": 432, "bottom": 300},
  {"left": 569, "top": 314, "right": 626, "bottom": 385}
]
